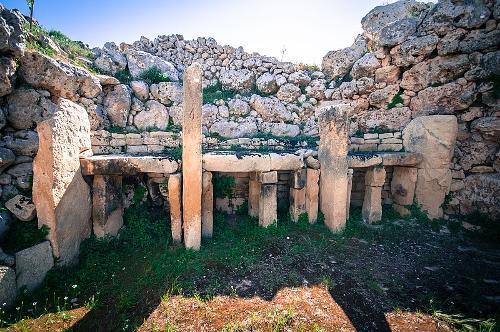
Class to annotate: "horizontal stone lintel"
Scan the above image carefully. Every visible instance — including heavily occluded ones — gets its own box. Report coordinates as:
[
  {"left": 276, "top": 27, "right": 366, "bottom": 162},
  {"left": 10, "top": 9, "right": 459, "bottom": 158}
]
[
  {"left": 202, "top": 152, "right": 304, "bottom": 172},
  {"left": 81, "top": 155, "right": 179, "bottom": 175}
]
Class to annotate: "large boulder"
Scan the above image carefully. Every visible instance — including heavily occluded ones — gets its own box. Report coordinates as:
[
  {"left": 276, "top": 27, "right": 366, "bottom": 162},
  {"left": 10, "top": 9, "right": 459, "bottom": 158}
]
[
  {"left": 1, "top": 130, "right": 38, "bottom": 156},
  {"left": 130, "top": 80, "right": 149, "bottom": 101},
  {"left": 134, "top": 100, "right": 169, "bottom": 131},
  {"left": 0, "top": 56, "right": 16, "bottom": 97},
  {"left": 209, "top": 120, "right": 257, "bottom": 138},
  {"left": 92, "top": 42, "right": 127, "bottom": 75},
  {"left": 0, "top": 266, "right": 16, "bottom": 308},
  {"left": 126, "top": 48, "right": 179, "bottom": 80},
  {"left": 457, "top": 174, "right": 500, "bottom": 220},
  {"left": 15, "top": 241, "right": 54, "bottom": 292},
  {"left": 322, "top": 35, "right": 367, "bottom": 81},
  {"left": 256, "top": 73, "right": 278, "bottom": 94},
  {"left": 19, "top": 51, "right": 102, "bottom": 101},
  {"left": 0, "top": 6, "right": 26, "bottom": 57},
  {"left": 288, "top": 71, "right": 311, "bottom": 87},
  {"left": 378, "top": 17, "right": 418, "bottom": 47},
  {"left": 33, "top": 99, "right": 92, "bottom": 266},
  {"left": 350, "top": 53, "right": 380, "bottom": 79},
  {"left": 150, "top": 82, "right": 183, "bottom": 105},
  {"left": 228, "top": 99, "right": 250, "bottom": 117},
  {"left": 220, "top": 69, "right": 255, "bottom": 93},
  {"left": 5, "top": 195, "right": 35, "bottom": 222},
  {"left": 409, "top": 82, "right": 475, "bottom": 116},
  {"left": 6, "top": 88, "right": 57, "bottom": 130},
  {"left": 249, "top": 95, "right": 293, "bottom": 122},
  {"left": 0, "top": 147, "right": 15, "bottom": 171},
  {"left": 276, "top": 83, "right": 301, "bottom": 103},
  {"left": 471, "top": 117, "right": 500, "bottom": 142},
  {"left": 356, "top": 107, "right": 411, "bottom": 131},
  {"left": 261, "top": 122, "right": 300, "bottom": 137},
  {"left": 103, "top": 84, "right": 131, "bottom": 127},
  {"left": 391, "top": 34, "right": 440, "bottom": 66},
  {"left": 400, "top": 54, "right": 470, "bottom": 92}
]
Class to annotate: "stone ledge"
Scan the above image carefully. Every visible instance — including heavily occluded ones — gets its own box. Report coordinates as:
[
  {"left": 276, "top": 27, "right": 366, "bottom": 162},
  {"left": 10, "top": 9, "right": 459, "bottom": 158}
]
[
  {"left": 348, "top": 152, "right": 422, "bottom": 168},
  {"left": 202, "top": 151, "right": 304, "bottom": 172},
  {"left": 81, "top": 154, "right": 179, "bottom": 175}
]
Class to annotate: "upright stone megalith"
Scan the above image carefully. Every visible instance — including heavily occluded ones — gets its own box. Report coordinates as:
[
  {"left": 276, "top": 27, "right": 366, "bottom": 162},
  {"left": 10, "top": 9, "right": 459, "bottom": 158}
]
[
  {"left": 403, "top": 115, "right": 457, "bottom": 219},
  {"left": 248, "top": 172, "right": 260, "bottom": 218},
  {"left": 318, "top": 104, "right": 350, "bottom": 232},
  {"left": 168, "top": 173, "right": 182, "bottom": 243},
  {"left": 306, "top": 168, "right": 320, "bottom": 224},
  {"left": 33, "top": 99, "right": 92, "bottom": 266},
  {"left": 258, "top": 171, "right": 278, "bottom": 227},
  {"left": 93, "top": 175, "right": 123, "bottom": 238},
  {"left": 202, "top": 171, "right": 214, "bottom": 238},
  {"left": 182, "top": 63, "right": 203, "bottom": 250}
]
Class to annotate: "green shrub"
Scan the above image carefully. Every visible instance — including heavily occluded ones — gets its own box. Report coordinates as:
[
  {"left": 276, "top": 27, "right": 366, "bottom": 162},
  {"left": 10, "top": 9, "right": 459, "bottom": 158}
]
[
  {"left": 114, "top": 68, "right": 133, "bottom": 84},
  {"left": 138, "top": 66, "right": 171, "bottom": 84},
  {"left": 387, "top": 92, "right": 404, "bottom": 109},
  {"left": 213, "top": 174, "right": 235, "bottom": 199}
]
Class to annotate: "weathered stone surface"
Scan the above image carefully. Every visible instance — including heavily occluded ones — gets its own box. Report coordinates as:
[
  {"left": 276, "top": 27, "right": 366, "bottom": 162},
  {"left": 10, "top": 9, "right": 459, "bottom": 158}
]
[
  {"left": 15, "top": 241, "right": 54, "bottom": 292},
  {"left": 258, "top": 171, "right": 278, "bottom": 184},
  {"left": 471, "top": 117, "right": 500, "bottom": 141},
  {"left": 457, "top": 174, "right": 500, "bottom": 220},
  {"left": 351, "top": 53, "right": 380, "bottom": 79},
  {"left": 19, "top": 51, "right": 101, "bottom": 101},
  {"left": 6, "top": 88, "right": 57, "bottom": 130},
  {"left": 261, "top": 122, "right": 300, "bottom": 137},
  {"left": 277, "top": 83, "right": 301, "bottom": 103},
  {"left": 0, "top": 56, "right": 16, "bottom": 97},
  {"left": 81, "top": 155, "right": 178, "bottom": 175},
  {"left": 378, "top": 17, "right": 418, "bottom": 47},
  {"left": 403, "top": 115, "right": 458, "bottom": 169},
  {"left": 458, "top": 140, "right": 497, "bottom": 172},
  {"left": 130, "top": 80, "right": 149, "bottom": 101},
  {"left": 33, "top": 99, "right": 92, "bottom": 266},
  {"left": 103, "top": 84, "right": 131, "bottom": 127},
  {"left": 319, "top": 104, "right": 350, "bottom": 232},
  {"left": 96, "top": 74, "right": 120, "bottom": 86},
  {"left": 365, "top": 167, "right": 386, "bottom": 187},
  {"left": 126, "top": 48, "right": 179, "bottom": 80},
  {"left": 375, "top": 65, "right": 400, "bottom": 84},
  {"left": 270, "top": 153, "right": 304, "bottom": 171},
  {"left": 203, "top": 152, "right": 270, "bottom": 172},
  {"left": 250, "top": 95, "right": 292, "bottom": 122},
  {"left": 93, "top": 42, "right": 127, "bottom": 74},
  {"left": 2, "top": 130, "right": 38, "bottom": 156},
  {"left": 289, "top": 187, "right": 306, "bottom": 222},
  {"left": 400, "top": 55, "right": 470, "bottom": 92},
  {"left": 182, "top": 64, "right": 203, "bottom": 250},
  {"left": 0, "top": 147, "right": 15, "bottom": 171},
  {"left": 368, "top": 84, "right": 399, "bottom": 109},
  {"left": 322, "top": 35, "right": 367, "bottom": 81},
  {"left": 259, "top": 184, "right": 277, "bottom": 227},
  {"left": 248, "top": 173, "right": 260, "bottom": 218},
  {"left": 0, "top": 266, "right": 16, "bottom": 308},
  {"left": 290, "top": 169, "right": 307, "bottom": 189},
  {"left": 220, "top": 69, "right": 255, "bottom": 93},
  {"left": 5, "top": 195, "right": 35, "bottom": 221},
  {"left": 306, "top": 168, "right": 320, "bottom": 224},
  {"left": 357, "top": 107, "right": 411, "bottom": 131},
  {"left": 346, "top": 169, "right": 353, "bottom": 219},
  {"left": 0, "top": 6, "right": 25, "bottom": 57},
  {"left": 202, "top": 171, "right": 213, "bottom": 238},
  {"left": 391, "top": 34, "right": 439, "bottom": 66},
  {"left": 415, "top": 168, "right": 451, "bottom": 219},
  {"left": 348, "top": 154, "right": 382, "bottom": 168},
  {"left": 150, "top": 82, "right": 183, "bottom": 105},
  {"left": 256, "top": 73, "right": 278, "bottom": 94},
  {"left": 409, "top": 82, "right": 475, "bottom": 116},
  {"left": 227, "top": 99, "right": 250, "bottom": 117},
  {"left": 362, "top": 185, "right": 382, "bottom": 223},
  {"left": 209, "top": 120, "right": 257, "bottom": 138},
  {"left": 134, "top": 100, "right": 169, "bottom": 130},
  {"left": 306, "top": 156, "right": 320, "bottom": 169},
  {"left": 289, "top": 71, "right": 311, "bottom": 87},
  {"left": 92, "top": 175, "right": 123, "bottom": 238},
  {"left": 391, "top": 166, "right": 417, "bottom": 206},
  {"left": 379, "top": 152, "right": 422, "bottom": 166},
  {"left": 168, "top": 173, "right": 182, "bottom": 243}
]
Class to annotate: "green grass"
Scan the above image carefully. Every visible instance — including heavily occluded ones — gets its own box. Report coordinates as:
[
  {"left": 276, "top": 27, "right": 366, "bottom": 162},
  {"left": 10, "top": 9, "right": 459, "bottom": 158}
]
[
  {"left": 387, "top": 91, "right": 404, "bottom": 109},
  {"left": 137, "top": 66, "right": 171, "bottom": 84},
  {"left": 48, "top": 30, "right": 92, "bottom": 61}
]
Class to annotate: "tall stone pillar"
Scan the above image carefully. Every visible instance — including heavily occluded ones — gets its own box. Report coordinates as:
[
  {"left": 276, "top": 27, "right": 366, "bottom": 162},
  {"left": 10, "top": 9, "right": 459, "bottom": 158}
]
[
  {"left": 289, "top": 169, "right": 306, "bottom": 222},
  {"left": 182, "top": 63, "right": 203, "bottom": 250},
  {"left": 391, "top": 166, "right": 417, "bottom": 216},
  {"left": 346, "top": 169, "right": 353, "bottom": 220},
  {"left": 248, "top": 172, "right": 260, "bottom": 218},
  {"left": 306, "top": 168, "right": 320, "bottom": 223},
  {"left": 362, "top": 167, "right": 386, "bottom": 223},
  {"left": 318, "top": 104, "right": 350, "bottom": 232},
  {"left": 402, "top": 115, "right": 457, "bottom": 219},
  {"left": 93, "top": 175, "right": 123, "bottom": 238},
  {"left": 168, "top": 173, "right": 182, "bottom": 243},
  {"left": 258, "top": 171, "right": 277, "bottom": 227},
  {"left": 202, "top": 171, "right": 213, "bottom": 238}
]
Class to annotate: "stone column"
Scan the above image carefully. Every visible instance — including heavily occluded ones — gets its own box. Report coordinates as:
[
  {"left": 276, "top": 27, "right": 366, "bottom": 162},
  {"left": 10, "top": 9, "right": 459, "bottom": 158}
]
[
  {"left": 248, "top": 172, "right": 260, "bottom": 218},
  {"left": 258, "top": 171, "right": 277, "bottom": 227},
  {"left": 289, "top": 169, "right": 306, "bottom": 222},
  {"left": 182, "top": 63, "right": 203, "bottom": 250},
  {"left": 93, "top": 175, "right": 123, "bottom": 238},
  {"left": 362, "top": 167, "right": 386, "bottom": 223},
  {"left": 318, "top": 104, "right": 350, "bottom": 232},
  {"left": 346, "top": 169, "right": 353, "bottom": 220},
  {"left": 306, "top": 168, "right": 320, "bottom": 224},
  {"left": 402, "top": 115, "right": 457, "bottom": 219},
  {"left": 168, "top": 173, "right": 182, "bottom": 244},
  {"left": 391, "top": 166, "right": 418, "bottom": 216},
  {"left": 202, "top": 171, "right": 213, "bottom": 238}
]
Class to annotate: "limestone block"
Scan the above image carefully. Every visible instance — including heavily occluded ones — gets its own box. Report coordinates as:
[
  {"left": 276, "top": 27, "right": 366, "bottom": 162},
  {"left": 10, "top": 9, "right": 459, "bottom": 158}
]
[
  {"left": 348, "top": 154, "right": 382, "bottom": 168},
  {"left": 182, "top": 63, "right": 203, "bottom": 250},
  {"left": 258, "top": 171, "right": 278, "bottom": 184},
  {"left": 33, "top": 99, "right": 92, "bottom": 266},
  {"left": 346, "top": 169, "right": 353, "bottom": 219},
  {"left": 365, "top": 167, "right": 386, "bottom": 187},
  {"left": 259, "top": 184, "right": 277, "bottom": 227},
  {"left": 289, "top": 187, "right": 306, "bottom": 222},
  {"left": 306, "top": 168, "right": 320, "bottom": 223},
  {"left": 5, "top": 195, "right": 35, "bottom": 221},
  {"left": 269, "top": 153, "right": 304, "bottom": 170},
  {"left": 415, "top": 168, "right": 451, "bottom": 219},
  {"left": 202, "top": 171, "right": 213, "bottom": 238},
  {"left": 168, "top": 173, "right": 182, "bottom": 244},
  {"left": 362, "top": 186, "right": 382, "bottom": 223},
  {"left": 248, "top": 173, "right": 260, "bottom": 218},
  {"left": 290, "top": 169, "right": 307, "bottom": 189},
  {"left": 0, "top": 266, "right": 16, "bottom": 308},
  {"left": 81, "top": 155, "right": 178, "bottom": 175},
  {"left": 318, "top": 104, "right": 350, "bottom": 232},
  {"left": 378, "top": 152, "right": 422, "bottom": 166},
  {"left": 203, "top": 152, "right": 271, "bottom": 172},
  {"left": 92, "top": 175, "right": 123, "bottom": 238},
  {"left": 391, "top": 167, "right": 417, "bottom": 206},
  {"left": 15, "top": 241, "right": 54, "bottom": 292}
]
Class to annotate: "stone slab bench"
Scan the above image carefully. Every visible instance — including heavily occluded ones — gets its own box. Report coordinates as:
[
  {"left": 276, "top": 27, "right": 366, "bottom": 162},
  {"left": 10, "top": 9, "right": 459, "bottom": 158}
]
[
  {"left": 80, "top": 154, "right": 179, "bottom": 175},
  {"left": 348, "top": 152, "right": 422, "bottom": 168},
  {"left": 202, "top": 151, "right": 304, "bottom": 172}
]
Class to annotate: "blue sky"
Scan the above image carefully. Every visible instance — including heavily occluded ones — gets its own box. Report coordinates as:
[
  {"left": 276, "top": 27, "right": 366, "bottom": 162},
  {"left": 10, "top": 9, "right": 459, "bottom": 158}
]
[{"left": 4, "top": 0, "right": 401, "bottom": 64}]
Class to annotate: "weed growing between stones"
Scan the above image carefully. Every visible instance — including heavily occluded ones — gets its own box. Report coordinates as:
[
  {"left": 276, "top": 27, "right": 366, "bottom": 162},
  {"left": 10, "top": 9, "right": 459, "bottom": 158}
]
[
  {"left": 387, "top": 91, "right": 404, "bottom": 109},
  {"left": 114, "top": 68, "right": 133, "bottom": 84},
  {"left": 138, "top": 66, "right": 171, "bottom": 84}
]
